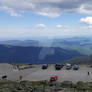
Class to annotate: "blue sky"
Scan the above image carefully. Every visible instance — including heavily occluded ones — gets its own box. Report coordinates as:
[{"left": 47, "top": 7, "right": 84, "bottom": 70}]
[{"left": 0, "top": 0, "right": 92, "bottom": 39}]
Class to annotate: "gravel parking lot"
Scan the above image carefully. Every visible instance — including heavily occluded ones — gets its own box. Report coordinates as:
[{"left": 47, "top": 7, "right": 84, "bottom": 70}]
[{"left": 0, "top": 63, "right": 92, "bottom": 82}]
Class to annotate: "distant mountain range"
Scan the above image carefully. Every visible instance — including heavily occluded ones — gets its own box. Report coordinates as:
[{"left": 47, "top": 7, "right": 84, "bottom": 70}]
[
  {"left": 0, "top": 40, "right": 39, "bottom": 47},
  {"left": 0, "top": 37, "right": 92, "bottom": 55},
  {"left": 0, "top": 45, "right": 83, "bottom": 64},
  {"left": 0, "top": 37, "right": 92, "bottom": 64}
]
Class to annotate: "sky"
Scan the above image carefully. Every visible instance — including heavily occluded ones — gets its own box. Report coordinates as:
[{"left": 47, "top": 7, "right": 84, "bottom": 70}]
[{"left": 0, "top": 0, "right": 92, "bottom": 39}]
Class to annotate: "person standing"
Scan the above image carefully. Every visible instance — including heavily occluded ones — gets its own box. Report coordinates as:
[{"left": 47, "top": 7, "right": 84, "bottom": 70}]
[{"left": 88, "top": 71, "right": 90, "bottom": 76}]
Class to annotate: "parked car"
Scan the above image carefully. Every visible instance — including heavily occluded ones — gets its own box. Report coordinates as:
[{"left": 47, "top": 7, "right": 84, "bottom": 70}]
[
  {"left": 2, "top": 75, "right": 7, "bottom": 80},
  {"left": 50, "top": 75, "right": 58, "bottom": 82},
  {"left": 73, "top": 64, "right": 79, "bottom": 70},
  {"left": 90, "top": 65, "right": 92, "bottom": 68},
  {"left": 55, "top": 63, "right": 63, "bottom": 70},
  {"left": 66, "top": 63, "right": 72, "bottom": 70},
  {"left": 42, "top": 64, "right": 48, "bottom": 69}
]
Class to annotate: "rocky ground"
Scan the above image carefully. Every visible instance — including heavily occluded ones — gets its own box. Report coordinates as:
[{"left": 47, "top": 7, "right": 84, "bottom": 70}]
[{"left": 0, "top": 80, "right": 92, "bottom": 92}]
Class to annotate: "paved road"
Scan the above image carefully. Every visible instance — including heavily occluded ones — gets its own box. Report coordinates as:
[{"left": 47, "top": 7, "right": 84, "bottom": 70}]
[{"left": 0, "top": 64, "right": 92, "bottom": 82}]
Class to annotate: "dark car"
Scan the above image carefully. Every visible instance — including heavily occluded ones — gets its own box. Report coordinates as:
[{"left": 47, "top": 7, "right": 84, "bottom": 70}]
[
  {"left": 2, "top": 75, "right": 7, "bottom": 80},
  {"left": 73, "top": 64, "right": 79, "bottom": 70},
  {"left": 42, "top": 64, "right": 48, "bottom": 69},
  {"left": 55, "top": 63, "right": 63, "bottom": 70},
  {"left": 90, "top": 65, "right": 92, "bottom": 68}
]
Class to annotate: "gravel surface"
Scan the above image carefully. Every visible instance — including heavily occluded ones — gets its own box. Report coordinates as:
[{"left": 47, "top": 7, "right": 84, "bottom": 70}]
[{"left": 0, "top": 64, "right": 92, "bottom": 82}]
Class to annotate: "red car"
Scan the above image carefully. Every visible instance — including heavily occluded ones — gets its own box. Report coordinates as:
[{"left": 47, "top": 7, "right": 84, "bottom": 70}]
[{"left": 50, "top": 75, "right": 58, "bottom": 82}]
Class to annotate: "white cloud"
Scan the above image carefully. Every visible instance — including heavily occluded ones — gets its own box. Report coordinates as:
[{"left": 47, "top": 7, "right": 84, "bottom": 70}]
[
  {"left": 80, "top": 17, "right": 92, "bottom": 28},
  {"left": 37, "top": 12, "right": 60, "bottom": 18},
  {"left": 36, "top": 24, "right": 46, "bottom": 28},
  {"left": 80, "top": 17, "right": 92, "bottom": 25},
  {"left": 0, "top": 6, "right": 22, "bottom": 17},
  {"left": 56, "top": 25, "right": 63, "bottom": 29},
  {"left": 79, "top": 5, "right": 92, "bottom": 14},
  {"left": 0, "top": 0, "right": 92, "bottom": 17}
]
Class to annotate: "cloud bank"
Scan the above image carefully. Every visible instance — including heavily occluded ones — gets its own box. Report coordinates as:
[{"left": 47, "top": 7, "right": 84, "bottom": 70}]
[{"left": 0, "top": 0, "right": 92, "bottom": 17}]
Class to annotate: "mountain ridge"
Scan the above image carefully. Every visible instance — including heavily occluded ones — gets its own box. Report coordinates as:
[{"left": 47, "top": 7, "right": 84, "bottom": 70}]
[{"left": 0, "top": 44, "right": 83, "bottom": 64}]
